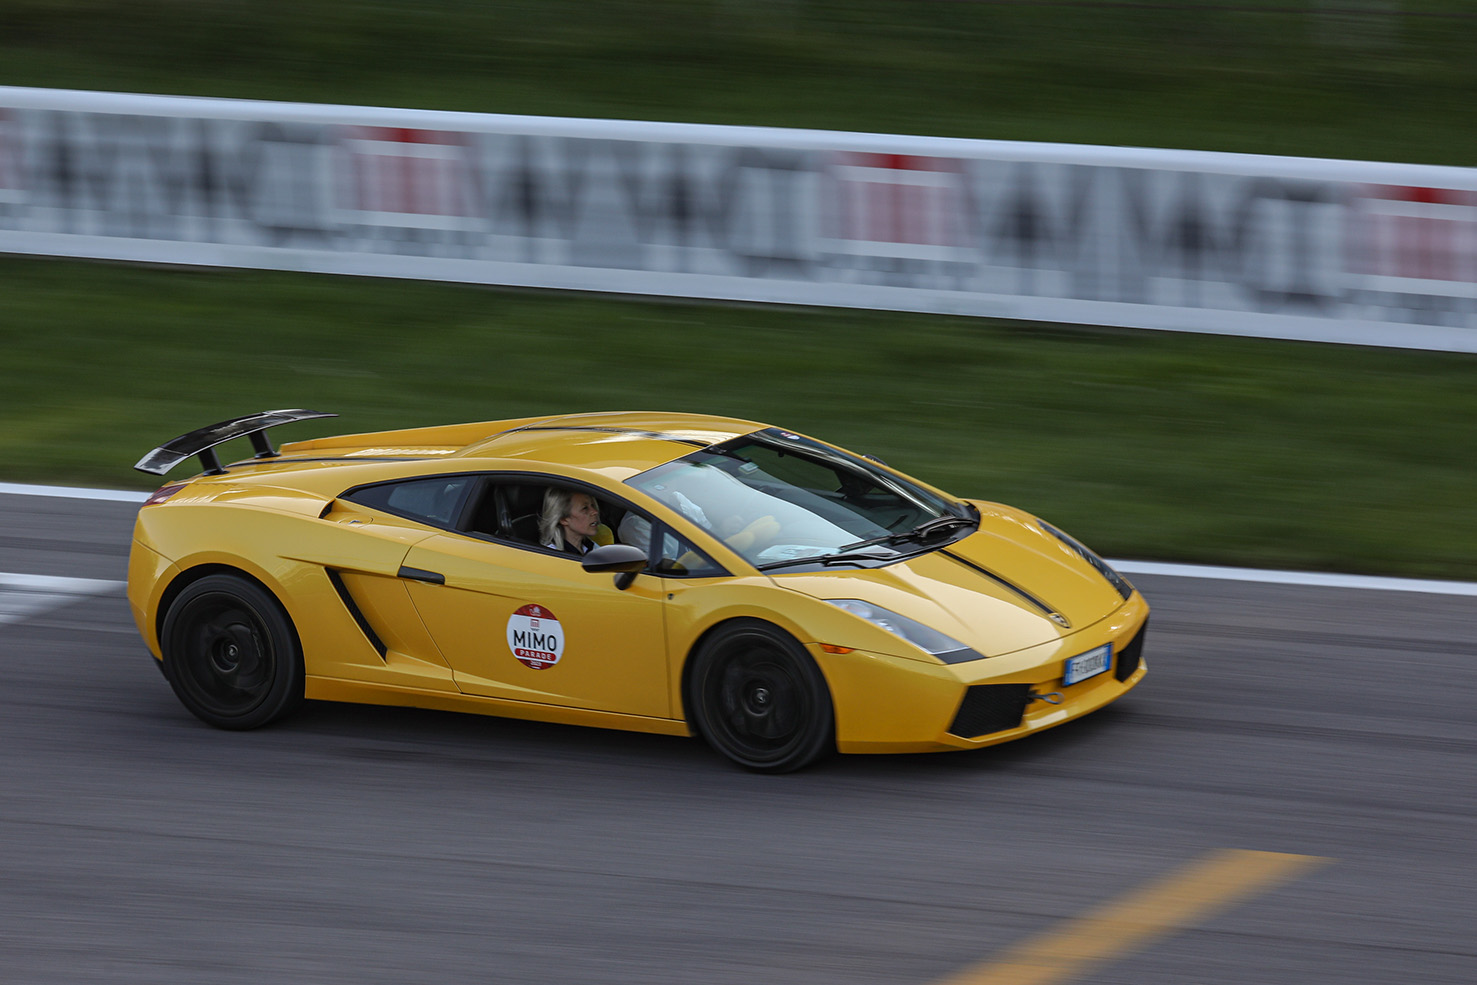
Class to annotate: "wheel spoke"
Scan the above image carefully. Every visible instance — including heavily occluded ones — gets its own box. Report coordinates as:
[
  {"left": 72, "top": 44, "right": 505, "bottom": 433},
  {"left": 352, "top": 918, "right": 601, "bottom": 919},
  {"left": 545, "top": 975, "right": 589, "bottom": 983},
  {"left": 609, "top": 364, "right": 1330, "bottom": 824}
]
[
  {"left": 199, "top": 613, "right": 238, "bottom": 638},
  {"left": 748, "top": 710, "right": 786, "bottom": 740}
]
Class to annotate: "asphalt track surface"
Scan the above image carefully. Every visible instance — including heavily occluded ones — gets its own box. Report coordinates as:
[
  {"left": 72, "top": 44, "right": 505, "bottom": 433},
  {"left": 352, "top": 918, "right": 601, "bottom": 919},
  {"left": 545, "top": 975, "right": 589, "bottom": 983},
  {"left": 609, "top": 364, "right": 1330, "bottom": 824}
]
[{"left": 2, "top": 491, "right": 1473, "bottom": 985}]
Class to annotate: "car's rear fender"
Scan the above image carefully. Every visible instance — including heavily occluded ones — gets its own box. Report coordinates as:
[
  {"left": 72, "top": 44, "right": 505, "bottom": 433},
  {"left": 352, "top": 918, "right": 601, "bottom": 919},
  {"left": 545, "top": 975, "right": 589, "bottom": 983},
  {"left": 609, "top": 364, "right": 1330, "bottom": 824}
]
[
  {"left": 127, "top": 537, "right": 178, "bottom": 657},
  {"left": 133, "top": 502, "right": 419, "bottom": 683},
  {"left": 150, "top": 562, "right": 299, "bottom": 664}
]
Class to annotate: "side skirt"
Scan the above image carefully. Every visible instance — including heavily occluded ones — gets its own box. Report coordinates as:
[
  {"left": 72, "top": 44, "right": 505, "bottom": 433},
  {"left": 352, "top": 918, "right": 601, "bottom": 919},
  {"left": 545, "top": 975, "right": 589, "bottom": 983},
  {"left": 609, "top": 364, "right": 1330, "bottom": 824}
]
[{"left": 304, "top": 676, "right": 692, "bottom": 738}]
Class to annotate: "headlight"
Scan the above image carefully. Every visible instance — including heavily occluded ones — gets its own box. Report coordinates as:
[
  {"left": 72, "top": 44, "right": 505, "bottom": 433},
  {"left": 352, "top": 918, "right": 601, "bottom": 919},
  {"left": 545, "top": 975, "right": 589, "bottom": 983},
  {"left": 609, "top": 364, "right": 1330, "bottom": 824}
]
[
  {"left": 824, "top": 599, "right": 985, "bottom": 664},
  {"left": 1038, "top": 520, "right": 1134, "bottom": 601}
]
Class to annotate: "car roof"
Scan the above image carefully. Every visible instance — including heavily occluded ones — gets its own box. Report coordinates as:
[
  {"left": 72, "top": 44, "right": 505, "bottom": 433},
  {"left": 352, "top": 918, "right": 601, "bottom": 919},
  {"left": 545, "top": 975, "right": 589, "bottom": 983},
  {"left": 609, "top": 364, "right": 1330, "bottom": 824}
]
[{"left": 451, "top": 411, "right": 765, "bottom": 479}]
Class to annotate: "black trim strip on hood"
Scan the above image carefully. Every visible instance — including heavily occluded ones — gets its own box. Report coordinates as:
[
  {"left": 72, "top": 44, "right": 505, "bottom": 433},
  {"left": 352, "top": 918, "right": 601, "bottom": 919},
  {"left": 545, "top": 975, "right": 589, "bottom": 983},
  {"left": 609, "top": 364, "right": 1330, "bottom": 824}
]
[{"left": 939, "top": 549, "right": 1070, "bottom": 627}]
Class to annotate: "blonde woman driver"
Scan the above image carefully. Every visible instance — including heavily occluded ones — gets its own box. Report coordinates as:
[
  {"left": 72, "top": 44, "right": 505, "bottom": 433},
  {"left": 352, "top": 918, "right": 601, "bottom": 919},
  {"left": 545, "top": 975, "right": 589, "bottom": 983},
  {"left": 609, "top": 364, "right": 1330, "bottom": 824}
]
[{"left": 539, "top": 488, "right": 601, "bottom": 556}]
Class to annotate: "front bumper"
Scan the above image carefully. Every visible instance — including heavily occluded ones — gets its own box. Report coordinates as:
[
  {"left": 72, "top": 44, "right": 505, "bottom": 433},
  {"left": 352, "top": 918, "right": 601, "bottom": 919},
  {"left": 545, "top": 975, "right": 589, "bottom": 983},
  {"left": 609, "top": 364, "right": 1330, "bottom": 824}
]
[{"left": 815, "top": 593, "right": 1149, "bottom": 754}]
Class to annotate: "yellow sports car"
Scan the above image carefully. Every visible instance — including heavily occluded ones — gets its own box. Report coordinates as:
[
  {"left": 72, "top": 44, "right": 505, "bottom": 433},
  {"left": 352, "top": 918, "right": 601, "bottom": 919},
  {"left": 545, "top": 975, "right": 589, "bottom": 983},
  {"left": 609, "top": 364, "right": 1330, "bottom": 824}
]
[{"left": 128, "top": 410, "right": 1148, "bottom": 772}]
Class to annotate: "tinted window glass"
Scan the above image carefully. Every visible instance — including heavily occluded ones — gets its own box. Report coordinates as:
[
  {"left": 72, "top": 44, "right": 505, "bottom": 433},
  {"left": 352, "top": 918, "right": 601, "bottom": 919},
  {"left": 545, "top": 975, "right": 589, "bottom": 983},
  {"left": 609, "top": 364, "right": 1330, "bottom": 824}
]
[
  {"left": 345, "top": 476, "right": 473, "bottom": 526},
  {"left": 626, "top": 429, "right": 965, "bottom": 568},
  {"left": 655, "top": 528, "right": 724, "bottom": 578}
]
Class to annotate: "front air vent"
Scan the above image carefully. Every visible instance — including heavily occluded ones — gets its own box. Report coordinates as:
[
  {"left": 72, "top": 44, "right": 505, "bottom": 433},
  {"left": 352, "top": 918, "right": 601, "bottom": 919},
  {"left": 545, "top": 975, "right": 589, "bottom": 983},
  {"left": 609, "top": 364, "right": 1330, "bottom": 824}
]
[
  {"left": 947, "top": 684, "right": 1031, "bottom": 738},
  {"left": 1114, "top": 621, "right": 1147, "bottom": 681}
]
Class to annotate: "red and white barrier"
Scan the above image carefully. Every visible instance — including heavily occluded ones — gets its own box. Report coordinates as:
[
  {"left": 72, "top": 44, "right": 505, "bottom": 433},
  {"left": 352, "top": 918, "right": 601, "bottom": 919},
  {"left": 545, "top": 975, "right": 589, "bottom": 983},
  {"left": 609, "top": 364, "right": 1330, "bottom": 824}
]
[{"left": 2, "top": 86, "right": 1475, "bottom": 352}]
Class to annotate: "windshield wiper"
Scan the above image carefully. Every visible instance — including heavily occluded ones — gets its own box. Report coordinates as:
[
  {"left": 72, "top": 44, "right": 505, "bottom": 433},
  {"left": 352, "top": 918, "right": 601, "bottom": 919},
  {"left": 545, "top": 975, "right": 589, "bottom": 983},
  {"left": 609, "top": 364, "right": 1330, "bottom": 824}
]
[
  {"left": 838, "top": 514, "right": 977, "bottom": 552},
  {"left": 757, "top": 550, "right": 896, "bottom": 572},
  {"left": 908, "top": 514, "right": 977, "bottom": 539}
]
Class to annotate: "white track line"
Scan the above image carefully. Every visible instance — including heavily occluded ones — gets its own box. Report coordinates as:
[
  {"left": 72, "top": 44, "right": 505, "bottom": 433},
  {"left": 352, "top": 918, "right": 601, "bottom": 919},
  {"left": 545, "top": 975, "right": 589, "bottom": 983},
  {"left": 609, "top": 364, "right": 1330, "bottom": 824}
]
[
  {"left": 1112, "top": 560, "right": 1477, "bottom": 597},
  {"left": 0, "top": 481, "right": 148, "bottom": 503},
  {"left": 0, "top": 572, "right": 127, "bottom": 594},
  {"left": 0, "top": 572, "right": 127, "bottom": 626},
  {"left": 3, "top": 481, "right": 1474, "bottom": 597}
]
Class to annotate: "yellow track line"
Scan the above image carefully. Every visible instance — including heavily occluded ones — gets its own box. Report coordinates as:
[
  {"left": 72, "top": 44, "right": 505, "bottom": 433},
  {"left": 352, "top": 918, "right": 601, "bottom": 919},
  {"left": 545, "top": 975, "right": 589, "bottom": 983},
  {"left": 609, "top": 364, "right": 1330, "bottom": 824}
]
[{"left": 935, "top": 849, "right": 1328, "bottom": 985}]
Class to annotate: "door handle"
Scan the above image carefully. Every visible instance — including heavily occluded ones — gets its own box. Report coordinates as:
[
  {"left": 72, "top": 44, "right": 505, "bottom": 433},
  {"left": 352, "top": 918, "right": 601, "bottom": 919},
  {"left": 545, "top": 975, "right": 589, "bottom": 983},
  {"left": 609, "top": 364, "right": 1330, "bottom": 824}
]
[{"left": 397, "top": 565, "right": 445, "bottom": 585}]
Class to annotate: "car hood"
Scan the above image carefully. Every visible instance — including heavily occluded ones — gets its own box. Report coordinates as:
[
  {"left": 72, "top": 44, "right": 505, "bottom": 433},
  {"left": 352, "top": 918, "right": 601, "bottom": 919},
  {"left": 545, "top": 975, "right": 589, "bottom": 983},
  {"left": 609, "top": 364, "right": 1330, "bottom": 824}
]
[{"left": 770, "top": 503, "right": 1129, "bottom": 658}]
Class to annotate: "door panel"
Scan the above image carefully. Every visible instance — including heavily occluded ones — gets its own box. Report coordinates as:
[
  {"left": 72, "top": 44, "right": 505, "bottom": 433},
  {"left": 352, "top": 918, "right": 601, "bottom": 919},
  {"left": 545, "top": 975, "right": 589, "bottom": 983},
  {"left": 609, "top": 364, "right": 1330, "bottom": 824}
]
[
  {"left": 401, "top": 534, "right": 671, "bottom": 719},
  {"left": 335, "top": 570, "right": 458, "bottom": 692}
]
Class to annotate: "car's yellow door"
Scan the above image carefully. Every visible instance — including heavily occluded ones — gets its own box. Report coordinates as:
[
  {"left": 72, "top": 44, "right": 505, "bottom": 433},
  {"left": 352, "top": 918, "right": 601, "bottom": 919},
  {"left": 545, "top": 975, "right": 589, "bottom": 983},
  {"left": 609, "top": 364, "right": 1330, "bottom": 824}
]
[{"left": 398, "top": 534, "right": 671, "bottom": 719}]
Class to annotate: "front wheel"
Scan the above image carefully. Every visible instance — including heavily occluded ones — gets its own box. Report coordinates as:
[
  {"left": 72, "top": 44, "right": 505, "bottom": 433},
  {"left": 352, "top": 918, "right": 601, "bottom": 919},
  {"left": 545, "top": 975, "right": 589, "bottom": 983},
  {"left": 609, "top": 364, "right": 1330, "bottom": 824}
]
[
  {"left": 160, "top": 573, "right": 304, "bottom": 730},
  {"left": 688, "top": 620, "right": 834, "bottom": 773}
]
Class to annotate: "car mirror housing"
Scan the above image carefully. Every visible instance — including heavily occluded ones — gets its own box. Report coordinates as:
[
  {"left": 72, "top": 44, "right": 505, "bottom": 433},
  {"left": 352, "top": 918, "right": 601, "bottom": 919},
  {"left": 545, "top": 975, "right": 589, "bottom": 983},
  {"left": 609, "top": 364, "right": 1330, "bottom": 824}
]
[{"left": 581, "top": 544, "right": 648, "bottom": 574}]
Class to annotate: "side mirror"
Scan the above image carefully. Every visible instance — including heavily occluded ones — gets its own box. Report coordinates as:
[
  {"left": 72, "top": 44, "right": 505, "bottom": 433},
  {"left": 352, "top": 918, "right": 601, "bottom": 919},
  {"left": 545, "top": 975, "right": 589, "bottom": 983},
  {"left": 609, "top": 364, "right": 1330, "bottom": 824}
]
[{"left": 581, "top": 544, "right": 648, "bottom": 574}]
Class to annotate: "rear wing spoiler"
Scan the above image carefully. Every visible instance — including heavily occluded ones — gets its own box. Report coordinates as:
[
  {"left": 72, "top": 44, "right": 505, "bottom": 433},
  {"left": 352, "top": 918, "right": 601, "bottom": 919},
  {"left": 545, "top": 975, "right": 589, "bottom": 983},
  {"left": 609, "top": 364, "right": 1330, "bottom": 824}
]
[{"left": 134, "top": 409, "right": 338, "bottom": 476}]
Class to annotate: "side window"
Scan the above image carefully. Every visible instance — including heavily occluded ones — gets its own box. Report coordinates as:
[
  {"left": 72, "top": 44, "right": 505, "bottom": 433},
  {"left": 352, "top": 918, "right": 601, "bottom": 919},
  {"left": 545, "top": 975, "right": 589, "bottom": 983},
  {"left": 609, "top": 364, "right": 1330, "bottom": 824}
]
[
  {"left": 343, "top": 476, "right": 474, "bottom": 527},
  {"left": 465, "top": 479, "right": 640, "bottom": 559},
  {"left": 654, "top": 527, "right": 725, "bottom": 578},
  {"left": 462, "top": 481, "right": 547, "bottom": 544}
]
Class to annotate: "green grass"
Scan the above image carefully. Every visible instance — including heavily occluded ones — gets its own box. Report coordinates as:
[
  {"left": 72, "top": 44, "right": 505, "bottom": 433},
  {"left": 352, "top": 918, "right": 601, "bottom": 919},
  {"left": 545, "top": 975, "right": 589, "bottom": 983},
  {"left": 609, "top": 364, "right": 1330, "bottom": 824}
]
[
  {"left": 1, "top": 1, "right": 1475, "bottom": 164},
  {"left": 3, "top": 256, "right": 1474, "bottom": 580},
  {"left": 2, "top": 2, "right": 1475, "bottom": 579}
]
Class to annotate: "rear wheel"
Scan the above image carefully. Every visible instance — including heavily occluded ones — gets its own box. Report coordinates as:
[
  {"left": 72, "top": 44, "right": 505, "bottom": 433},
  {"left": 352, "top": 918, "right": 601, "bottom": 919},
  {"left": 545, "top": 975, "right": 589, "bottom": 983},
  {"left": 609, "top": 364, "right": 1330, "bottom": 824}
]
[
  {"left": 161, "top": 574, "right": 304, "bottom": 730},
  {"left": 688, "top": 620, "right": 834, "bottom": 773}
]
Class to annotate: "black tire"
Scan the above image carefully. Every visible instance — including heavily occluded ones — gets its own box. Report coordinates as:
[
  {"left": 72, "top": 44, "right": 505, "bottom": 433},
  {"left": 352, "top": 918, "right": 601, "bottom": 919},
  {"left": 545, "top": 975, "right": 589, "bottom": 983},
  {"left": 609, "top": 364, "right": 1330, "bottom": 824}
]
[
  {"left": 160, "top": 574, "right": 304, "bottom": 730},
  {"left": 688, "top": 620, "right": 834, "bottom": 773}
]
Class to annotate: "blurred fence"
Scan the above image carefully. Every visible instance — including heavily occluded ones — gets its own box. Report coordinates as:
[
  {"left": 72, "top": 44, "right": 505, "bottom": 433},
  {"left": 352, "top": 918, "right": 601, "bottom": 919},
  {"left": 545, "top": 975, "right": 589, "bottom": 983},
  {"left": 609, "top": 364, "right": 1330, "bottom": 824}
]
[{"left": 1, "top": 87, "right": 1475, "bottom": 351}]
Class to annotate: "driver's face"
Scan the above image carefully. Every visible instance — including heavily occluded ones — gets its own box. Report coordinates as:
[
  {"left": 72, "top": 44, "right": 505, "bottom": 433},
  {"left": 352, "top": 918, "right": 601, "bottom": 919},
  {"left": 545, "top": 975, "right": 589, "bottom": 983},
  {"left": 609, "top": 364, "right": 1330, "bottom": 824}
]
[{"left": 561, "top": 493, "right": 600, "bottom": 542}]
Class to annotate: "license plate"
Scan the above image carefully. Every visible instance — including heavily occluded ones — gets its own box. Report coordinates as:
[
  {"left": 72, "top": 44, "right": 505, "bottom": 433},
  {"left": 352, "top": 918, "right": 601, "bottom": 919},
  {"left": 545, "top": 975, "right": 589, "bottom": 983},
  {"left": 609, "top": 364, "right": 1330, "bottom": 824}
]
[{"left": 1063, "top": 644, "right": 1112, "bottom": 686}]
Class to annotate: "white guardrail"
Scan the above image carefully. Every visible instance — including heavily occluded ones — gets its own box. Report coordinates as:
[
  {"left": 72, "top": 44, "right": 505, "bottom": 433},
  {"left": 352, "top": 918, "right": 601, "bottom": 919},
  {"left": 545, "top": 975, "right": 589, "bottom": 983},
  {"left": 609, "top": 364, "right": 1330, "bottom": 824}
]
[{"left": 2, "top": 86, "right": 1476, "bottom": 352}]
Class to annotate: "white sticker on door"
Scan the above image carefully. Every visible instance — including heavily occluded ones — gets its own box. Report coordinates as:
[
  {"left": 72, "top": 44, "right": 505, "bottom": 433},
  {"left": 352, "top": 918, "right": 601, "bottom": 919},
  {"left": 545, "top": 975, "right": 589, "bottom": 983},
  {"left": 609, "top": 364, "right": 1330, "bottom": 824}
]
[{"left": 507, "top": 603, "right": 564, "bottom": 670}]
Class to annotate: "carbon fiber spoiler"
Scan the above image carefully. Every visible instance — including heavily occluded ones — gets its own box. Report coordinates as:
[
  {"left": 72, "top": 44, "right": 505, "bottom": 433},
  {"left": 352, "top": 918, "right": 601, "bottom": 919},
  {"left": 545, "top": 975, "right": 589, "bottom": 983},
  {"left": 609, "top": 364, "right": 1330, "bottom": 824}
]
[{"left": 134, "top": 409, "right": 338, "bottom": 476}]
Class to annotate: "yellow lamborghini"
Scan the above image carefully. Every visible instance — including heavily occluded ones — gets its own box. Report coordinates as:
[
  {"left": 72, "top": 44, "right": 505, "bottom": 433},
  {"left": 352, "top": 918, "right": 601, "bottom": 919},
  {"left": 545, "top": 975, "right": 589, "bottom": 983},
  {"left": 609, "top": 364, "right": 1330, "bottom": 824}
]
[{"left": 128, "top": 410, "right": 1148, "bottom": 772}]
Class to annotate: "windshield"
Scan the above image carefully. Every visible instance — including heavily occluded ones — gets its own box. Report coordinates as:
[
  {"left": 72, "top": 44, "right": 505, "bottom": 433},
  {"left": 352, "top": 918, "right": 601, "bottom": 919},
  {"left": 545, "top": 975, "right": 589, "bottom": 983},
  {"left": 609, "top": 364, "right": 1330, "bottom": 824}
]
[{"left": 625, "top": 428, "right": 969, "bottom": 569}]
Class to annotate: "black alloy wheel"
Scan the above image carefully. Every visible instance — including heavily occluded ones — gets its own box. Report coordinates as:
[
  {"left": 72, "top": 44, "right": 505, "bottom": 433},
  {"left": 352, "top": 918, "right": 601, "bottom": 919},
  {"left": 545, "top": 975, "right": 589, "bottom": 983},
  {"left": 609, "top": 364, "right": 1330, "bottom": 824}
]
[
  {"left": 160, "top": 574, "right": 304, "bottom": 730},
  {"left": 689, "top": 620, "right": 834, "bottom": 773}
]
